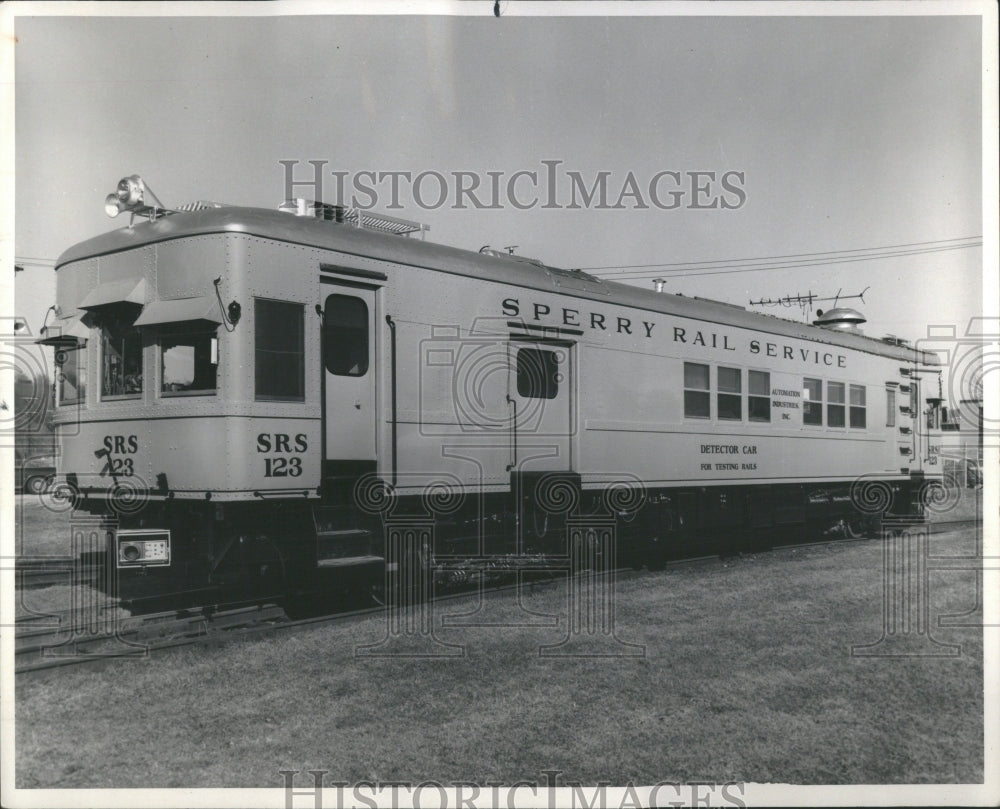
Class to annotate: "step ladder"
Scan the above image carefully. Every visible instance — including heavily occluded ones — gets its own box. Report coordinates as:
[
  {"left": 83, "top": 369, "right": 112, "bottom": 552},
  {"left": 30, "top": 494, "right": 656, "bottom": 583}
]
[{"left": 312, "top": 507, "right": 382, "bottom": 569}]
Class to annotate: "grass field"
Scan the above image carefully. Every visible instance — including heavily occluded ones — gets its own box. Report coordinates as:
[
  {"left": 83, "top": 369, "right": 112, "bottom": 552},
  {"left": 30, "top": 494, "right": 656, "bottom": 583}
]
[
  {"left": 14, "top": 515, "right": 984, "bottom": 788},
  {"left": 12, "top": 494, "right": 82, "bottom": 557}
]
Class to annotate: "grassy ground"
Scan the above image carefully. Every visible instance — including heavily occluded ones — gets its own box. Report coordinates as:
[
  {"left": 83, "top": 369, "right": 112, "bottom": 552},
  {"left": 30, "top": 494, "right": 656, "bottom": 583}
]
[
  {"left": 15, "top": 525, "right": 983, "bottom": 788},
  {"left": 12, "top": 493, "right": 81, "bottom": 557},
  {"left": 12, "top": 494, "right": 126, "bottom": 622}
]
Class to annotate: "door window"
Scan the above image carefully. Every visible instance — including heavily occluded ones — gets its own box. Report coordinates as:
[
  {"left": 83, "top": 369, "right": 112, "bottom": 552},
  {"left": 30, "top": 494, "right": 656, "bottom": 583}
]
[
  {"left": 516, "top": 347, "right": 560, "bottom": 399},
  {"left": 323, "top": 294, "right": 369, "bottom": 377}
]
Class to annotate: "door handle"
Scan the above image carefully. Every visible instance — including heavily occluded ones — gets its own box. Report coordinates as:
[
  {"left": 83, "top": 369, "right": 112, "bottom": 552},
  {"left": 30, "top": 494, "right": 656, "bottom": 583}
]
[{"left": 506, "top": 394, "right": 517, "bottom": 470}]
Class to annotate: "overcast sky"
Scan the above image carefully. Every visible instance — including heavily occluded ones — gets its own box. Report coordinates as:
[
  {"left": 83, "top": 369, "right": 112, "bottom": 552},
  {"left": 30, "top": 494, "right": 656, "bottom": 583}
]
[{"left": 9, "top": 7, "right": 989, "bottom": 360}]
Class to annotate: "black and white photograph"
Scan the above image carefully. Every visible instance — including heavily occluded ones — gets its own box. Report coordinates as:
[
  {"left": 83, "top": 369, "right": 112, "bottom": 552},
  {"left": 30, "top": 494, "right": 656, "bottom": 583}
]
[{"left": 2, "top": 2, "right": 997, "bottom": 807}]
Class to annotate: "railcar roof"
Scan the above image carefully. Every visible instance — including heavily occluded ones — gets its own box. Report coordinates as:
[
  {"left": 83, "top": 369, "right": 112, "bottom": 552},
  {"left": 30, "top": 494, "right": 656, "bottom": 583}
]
[{"left": 57, "top": 206, "right": 938, "bottom": 365}]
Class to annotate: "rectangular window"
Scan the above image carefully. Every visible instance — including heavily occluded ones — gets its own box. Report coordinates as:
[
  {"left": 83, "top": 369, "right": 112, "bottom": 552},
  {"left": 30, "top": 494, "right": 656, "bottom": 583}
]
[
  {"left": 516, "top": 347, "right": 559, "bottom": 399},
  {"left": 927, "top": 402, "right": 941, "bottom": 431},
  {"left": 57, "top": 345, "right": 85, "bottom": 405},
  {"left": 323, "top": 294, "right": 369, "bottom": 377},
  {"left": 100, "top": 307, "right": 143, "bottom": 399},
  {"left": 748, "top": 370, "right": 770, "bottom": 422},
  {"left": 683, "top": 362, "right": 710, "bottom": 418},
  {"left": 717, "top": 366, "right": 742, "bottom": 420},
  {"left": 827, "top": 381, "right": 846, "bottom": 427},
  {"left": 886, "top": 389, "right": 896, "bottom": 427},
  {"left": 255, "top": 298, "right": 304, "bottom": 401},
  {"left": 161, "top": 325, "right": 219, "bottom": 396},
  {"left": 850, "top": 384, "right": 866, "bottom": 428},
  {"left": 803, "top": 377, "right": 823, "bottom": 425}
]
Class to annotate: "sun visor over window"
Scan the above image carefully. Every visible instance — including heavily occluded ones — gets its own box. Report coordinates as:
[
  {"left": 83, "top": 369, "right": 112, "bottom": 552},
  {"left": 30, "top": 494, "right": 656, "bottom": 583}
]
[
  {"left": 36, "top": 313, "right": 90, "bottom": 345},
  {"left": 133, "top": 296, "right": 222, "bottom": 327},
  {"left": 79, "top": 277, "right": 149, "bottom": 310}
]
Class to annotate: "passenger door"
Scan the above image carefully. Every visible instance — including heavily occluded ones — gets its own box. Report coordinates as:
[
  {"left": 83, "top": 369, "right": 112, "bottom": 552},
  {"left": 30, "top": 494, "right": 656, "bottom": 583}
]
[
  {"left": 507, "top": 340, "right": 573, "bottom": 472},
  {"left": 322, "top": 285, "right": 377, "bottom": 461}
]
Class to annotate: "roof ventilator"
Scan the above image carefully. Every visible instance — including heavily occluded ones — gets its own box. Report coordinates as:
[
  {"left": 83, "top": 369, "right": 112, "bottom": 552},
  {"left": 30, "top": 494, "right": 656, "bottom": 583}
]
[
  {"left": 812, "top": 308, "right": 866, "bottom": 333},
  {"left": 278, "top": 198, "right": 428, "bottom": 239}
]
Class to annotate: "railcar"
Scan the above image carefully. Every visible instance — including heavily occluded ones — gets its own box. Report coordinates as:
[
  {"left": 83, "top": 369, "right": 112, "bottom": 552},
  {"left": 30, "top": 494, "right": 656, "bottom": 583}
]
[{"left": 38, "top": 176, "right": 945, "bottom": 610}]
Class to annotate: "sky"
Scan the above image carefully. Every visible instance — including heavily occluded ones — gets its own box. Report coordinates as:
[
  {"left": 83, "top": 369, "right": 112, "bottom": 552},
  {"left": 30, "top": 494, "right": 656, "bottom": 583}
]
[{"left": 6, "top": 6, "right": 991, "bottom": 381}]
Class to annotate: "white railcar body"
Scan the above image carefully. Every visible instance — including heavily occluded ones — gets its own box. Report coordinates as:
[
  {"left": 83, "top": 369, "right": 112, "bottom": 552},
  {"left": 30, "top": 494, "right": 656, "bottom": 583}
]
[{"left": 42, "top": 201, "right": 942, "bottom": 605}]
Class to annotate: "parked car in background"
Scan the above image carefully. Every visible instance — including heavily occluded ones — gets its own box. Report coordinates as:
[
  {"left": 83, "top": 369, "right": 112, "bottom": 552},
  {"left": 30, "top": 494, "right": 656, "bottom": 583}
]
[{"left": 15, "top": 454, "right": 57, "bottom": 495}]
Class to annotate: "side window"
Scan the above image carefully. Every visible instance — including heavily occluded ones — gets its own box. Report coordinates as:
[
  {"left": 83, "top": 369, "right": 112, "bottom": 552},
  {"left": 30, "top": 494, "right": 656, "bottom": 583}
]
[
  {"left": 56, "top": 345, "right": 85, "bottom": 405},
  {"left": 161, "top": 325, "right": 219, "bottom": 396},
  {"left": 748, "top": 370, "right": 770, "bottom": 422},
  {"left": 926, "top": 401, "right": 941, "bottom": 431},
  {"left": 850, "top": 384, "right": 866, "bottom": 428},
  {"left": 683, "top": 362, "right": 710, "bottom": 418},
  {"left": 717, "top": 366, "right": 742, "bottom": 420},
  {"left": 255, "top": 298, "right": 305, "bottom": 401},
  {"left": 99, "top": 307, "right": 143, "bottom": 399},
  {"left": 516, "top": 347, "right": 559, "bottom": 399},
  {"left": 886, "top": 388, "right": 896, "bottom": 427},
  {"left": 323, "top": 294, "right": 369, "bottom": 377},
  {"left": 803, "top": 378, "right": 823, "bottom": 425},
  {"left": 827, "top": 382, "right": 846, "bottom": 427}
]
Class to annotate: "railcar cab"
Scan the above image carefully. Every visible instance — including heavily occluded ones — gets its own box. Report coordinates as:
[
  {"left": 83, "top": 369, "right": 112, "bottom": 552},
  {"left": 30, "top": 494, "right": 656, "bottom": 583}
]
[
  {"left": 43, "top": 242, "right": 323, "bottom": 504},
  {"left": 38, "top": 177, "right": 390, "bottom": 607}
]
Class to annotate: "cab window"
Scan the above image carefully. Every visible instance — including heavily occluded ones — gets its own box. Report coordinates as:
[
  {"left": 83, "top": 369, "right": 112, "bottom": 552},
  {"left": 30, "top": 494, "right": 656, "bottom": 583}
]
[
  {"left": 99, "top": 306, "right": 143, "bottom": 399},
  {"left": 161, "top": 325, "right": 219, "bottom": 396},
  {"left": 56, "top": 345, "right": 86, "bottom": 405},
  {"left": 255, "top": 298, "right": 304, "bottom": 401}
]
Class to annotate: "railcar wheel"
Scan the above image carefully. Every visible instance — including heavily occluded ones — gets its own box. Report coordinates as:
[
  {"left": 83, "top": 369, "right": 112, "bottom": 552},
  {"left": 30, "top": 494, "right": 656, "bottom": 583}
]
[{"left": 212, "top": 535, "right": 290, "bottom": 606}]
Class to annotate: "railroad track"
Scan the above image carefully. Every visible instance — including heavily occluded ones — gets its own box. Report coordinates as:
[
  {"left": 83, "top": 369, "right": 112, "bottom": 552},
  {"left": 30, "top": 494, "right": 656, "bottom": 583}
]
[
  {"left": 15, "top": 518, "right": 980, "bottom": 676},
  {"left": 15, "top": 603, "right": 290, "bottom": 675},
  {"left": 13, "top": 569, "right": 582, "bottom": 676},
  {"left": 781, "top": 516, "right": 980, "bottom": 551},
  {"left": 16, "top": 557, "right": 101, "bottom": 590}
]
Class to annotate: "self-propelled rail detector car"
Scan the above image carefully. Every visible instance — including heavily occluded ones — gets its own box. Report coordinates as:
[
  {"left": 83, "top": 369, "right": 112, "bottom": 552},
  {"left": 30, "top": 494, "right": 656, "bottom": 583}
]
[{"left": 39, "top": 176, "right": 944, "bottom": 610}]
